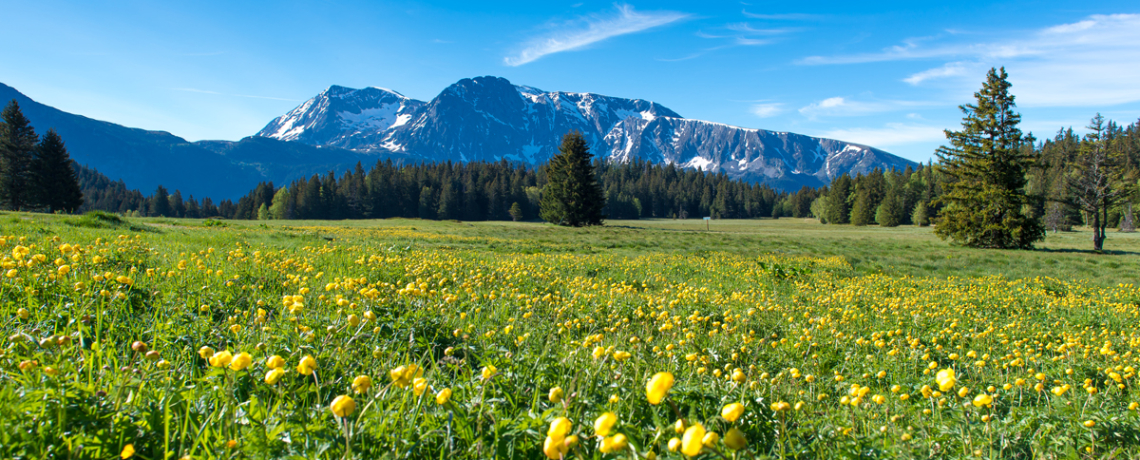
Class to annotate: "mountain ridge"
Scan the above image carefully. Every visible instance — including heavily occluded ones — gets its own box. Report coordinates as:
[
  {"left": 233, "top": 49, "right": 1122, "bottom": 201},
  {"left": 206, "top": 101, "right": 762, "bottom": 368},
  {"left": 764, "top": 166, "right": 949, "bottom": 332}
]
[
  {"left": 1, "top": 77, "right": 915, "bottom": 200},
  {"left": 258, "top": 76, "right": 915, "bottom": 189}
]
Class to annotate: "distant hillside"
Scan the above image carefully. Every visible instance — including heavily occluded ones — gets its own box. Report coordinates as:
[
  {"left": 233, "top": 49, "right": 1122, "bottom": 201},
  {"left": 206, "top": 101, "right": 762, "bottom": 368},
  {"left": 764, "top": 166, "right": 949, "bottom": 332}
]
[{"left": 0, "top": 83, "right": 385, "bottom": 199}]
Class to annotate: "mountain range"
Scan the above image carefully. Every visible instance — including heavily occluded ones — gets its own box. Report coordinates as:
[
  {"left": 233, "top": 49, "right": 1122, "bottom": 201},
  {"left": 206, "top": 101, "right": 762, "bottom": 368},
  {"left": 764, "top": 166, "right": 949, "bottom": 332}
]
[{"left": 1, "top": 77, "right": 915, "bottom": 200}]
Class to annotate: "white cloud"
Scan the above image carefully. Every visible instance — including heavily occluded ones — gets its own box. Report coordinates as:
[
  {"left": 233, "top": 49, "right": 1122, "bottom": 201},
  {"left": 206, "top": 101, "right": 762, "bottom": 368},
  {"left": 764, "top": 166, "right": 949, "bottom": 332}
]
[
  {"left": 735, "top": 37, "right": 772, "bottom": 46},
  {"left": 903, "top": 61, "right": 972, "bottom": 85},
  {"left": 799, "top": 96, "right": 929, "bottom": 118},
  {"left": 504, "top": 4, "right": 687, "bottom": 66},
  {"left": 800, "top": 14, "right": 1140, "bottom": 107},
  {"left": 820, "top": 123, "right": 946, "bottom": 149},
  {"left": 740, "top": 11, "right": 823, "bottom": 21},
  {"left": 725, "top": 23, "right": 796, "bottom": 35},
  {"left": 750, "top": 103, "right": 784, "bottom": 117}
]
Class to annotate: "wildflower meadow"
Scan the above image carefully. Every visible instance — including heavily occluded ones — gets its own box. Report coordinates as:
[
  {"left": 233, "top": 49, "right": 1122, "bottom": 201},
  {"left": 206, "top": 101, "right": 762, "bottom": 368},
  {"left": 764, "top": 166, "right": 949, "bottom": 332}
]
[{"left": 1, "top": 213, "right": 1138, "bottom": 459}]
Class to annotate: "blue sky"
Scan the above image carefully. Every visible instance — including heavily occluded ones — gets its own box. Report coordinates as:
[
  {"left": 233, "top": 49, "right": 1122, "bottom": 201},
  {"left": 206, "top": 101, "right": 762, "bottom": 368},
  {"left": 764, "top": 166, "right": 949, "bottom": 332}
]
[{"left": 2, "top": 0, "right": 1139, "bottom": 162}]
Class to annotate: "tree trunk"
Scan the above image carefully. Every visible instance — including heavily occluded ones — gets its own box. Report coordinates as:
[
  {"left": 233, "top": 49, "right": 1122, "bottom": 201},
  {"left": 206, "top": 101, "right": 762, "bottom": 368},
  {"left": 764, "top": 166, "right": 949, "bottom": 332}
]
[{"left": 1092, "top": 203, "right": 1104, "bottom": 251}]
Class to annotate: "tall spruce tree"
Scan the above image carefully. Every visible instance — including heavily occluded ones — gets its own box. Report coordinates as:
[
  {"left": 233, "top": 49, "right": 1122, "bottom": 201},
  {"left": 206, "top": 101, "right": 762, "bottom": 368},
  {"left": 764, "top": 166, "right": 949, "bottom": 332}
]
[
  {"left": 935, "top": 67, "right": 1044, "bottom": 249},
  {"left": 0, "top": 100, "right": 38, "bottom": 210},
  {"left": 33, "top": 129, "right": 84, "bottom": 213},
  {"left": 540, "top": 131, "right": 605, "bottom": 226}
]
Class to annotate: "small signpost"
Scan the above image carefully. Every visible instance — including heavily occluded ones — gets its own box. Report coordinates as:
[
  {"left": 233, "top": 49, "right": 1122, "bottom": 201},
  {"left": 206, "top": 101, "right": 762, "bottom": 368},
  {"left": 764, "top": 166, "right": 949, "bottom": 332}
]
[{"left": 704, "top": 216, "right": 711, "bottom": 231}]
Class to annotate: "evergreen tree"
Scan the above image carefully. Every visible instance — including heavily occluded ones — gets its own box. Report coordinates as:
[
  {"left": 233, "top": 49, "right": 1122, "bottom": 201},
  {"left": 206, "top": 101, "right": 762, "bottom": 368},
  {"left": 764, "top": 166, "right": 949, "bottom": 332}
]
[
  {"left": 911, "top": 201, "right": 930, "bottom": 226},
  {"left": 32, "top": 129, "right": 84, "bottom": 212},
  {"left": 935, "top": 67, "right": 1044, "bottom": 249},
  {"left": 149, "top": 186, "right": 172, "bottom": 217},
  {"left": 268, "top": 187, "right": 290, "bottom": 219},
  {"left": 0, "top": 100, "right": 38, "bottom": 210},
  {"left": 508, "top": 202, "right": 523, "bottom": 221},
  {"left": 540, "top": 132, "right": 605, "bottom": 226},
  {"left": 875, "top": 191, "right": 903, "bottom": 227},
  {"left": 850, "top": 192, "right": 874, "bottom": 226},
  {"left": 824, "top": 174, "right": 853, "bottom": 224}
]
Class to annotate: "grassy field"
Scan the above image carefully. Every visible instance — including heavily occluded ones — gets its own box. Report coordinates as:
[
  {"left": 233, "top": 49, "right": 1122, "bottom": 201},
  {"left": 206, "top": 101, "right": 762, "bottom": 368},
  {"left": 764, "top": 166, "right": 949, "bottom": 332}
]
[{"left": 1, "top": 212, "right": 1137, "bottom": 459}]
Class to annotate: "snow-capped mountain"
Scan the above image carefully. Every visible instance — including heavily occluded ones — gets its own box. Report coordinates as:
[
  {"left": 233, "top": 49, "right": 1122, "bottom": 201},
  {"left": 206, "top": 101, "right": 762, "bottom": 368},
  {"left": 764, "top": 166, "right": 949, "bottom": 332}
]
[
  {"left": 257, "top": 85, "right": 425, "bottom": 147},
  {"left": 258, "top": 76, "right": 915, "bottom": 190}
]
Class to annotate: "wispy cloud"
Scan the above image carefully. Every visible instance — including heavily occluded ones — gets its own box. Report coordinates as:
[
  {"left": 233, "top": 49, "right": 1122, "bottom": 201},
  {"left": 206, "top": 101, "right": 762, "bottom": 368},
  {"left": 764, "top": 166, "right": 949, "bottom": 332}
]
[
  {"left": 173, "top": 88, "right": 300, "bottom": 102},
  {"left": 799, "top": 96, "right": 929, "bottom": 118},
  {"left": 750, "top": 102, "right": 784, "bottom": 118},
  {"left": 799, "top": 14, "right": 1140, "bottom": 107},
  {"left": 740, "top": 10, "right": 824, "bottom": 21},
  {"left": 903, "top": 61, "right": 972, "bottom": 85},
  {"left": 725, "top": 23, "right": 797, "bottom": 35},
  {"left": 819, "top": 123, "right": 947, "bottom": 149},
  {"left": 504, "top": 4, "right": 687, "bottom": 67}
]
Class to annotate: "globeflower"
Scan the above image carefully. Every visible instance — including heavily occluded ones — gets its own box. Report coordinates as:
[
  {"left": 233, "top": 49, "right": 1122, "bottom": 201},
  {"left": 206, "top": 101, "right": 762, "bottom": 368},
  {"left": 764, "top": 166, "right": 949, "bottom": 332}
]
[
  {"left": 330, "top": 395, "right": 356, "bottom": 417},
  {"left": 265, "top": 368, "right": 285, "bottom": 385},
  {"left": 352, "top": 375, "right": 372, "bottom": 393},
  {"left": 543, "top": 435, "right": 568, "bottom": 459},
  {"left": 481, "top": 365, "right": 497, "bottom": 381},
  {"left": 209, "top": 350, "right": 233, "bottom": 368},
  {"left": 435, "top": 388, "right": 452, "bottom": 405},
  {"left": 228, "top": 352, "right": 252, "bottom": 371},
  {"left": 413, "top": 377, "right": 428, "bottom": 396},
  {"left": 724, "top": 427, "right": 747, "bottom": 450},
  {"left": 721, "top": 402, "right": 744, "bottom": 422},
  {"left": 297, "top": 355, "right": 317, "bottom": 375},
  {"left": 594, "top": 412, "right": 617, "bottom": 437},
  {"left": 600, "top": 434, "right": 628, "bottom": 453},
  {"left": 681, "top": 423, "right": 706, "bottom": 457},
  {"left": 646, "top": 372, "right": 674, "bottom": 405},
  {"left": 973, "top": 393, "right": 993, "bottom": 407},
  {"left": 701, "top": 431, "right": 719, "bottom": 448},
  {"left": 935, "top": 368, "right": 956, "bottom": 392},
  {"left": 266, "top": 355, "right": 285, "bottom": 369},
  {"left": 198, "top": 346, "right": 215, "bottom": 360},
  {"left": 549, "top": 386, "right": 564, "bottom": 403},
  {"left": 390, "top": 364, "right": 423, "bottom": 388},
  {"left": 549, "top": 417, "right": 572, "bottom": 440}
]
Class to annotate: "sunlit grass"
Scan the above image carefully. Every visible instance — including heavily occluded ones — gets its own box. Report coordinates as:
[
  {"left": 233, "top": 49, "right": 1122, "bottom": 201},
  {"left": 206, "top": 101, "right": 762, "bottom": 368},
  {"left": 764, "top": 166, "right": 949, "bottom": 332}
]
[{"left": 1, "top": 212, "right": 1137, "bottom": 459}]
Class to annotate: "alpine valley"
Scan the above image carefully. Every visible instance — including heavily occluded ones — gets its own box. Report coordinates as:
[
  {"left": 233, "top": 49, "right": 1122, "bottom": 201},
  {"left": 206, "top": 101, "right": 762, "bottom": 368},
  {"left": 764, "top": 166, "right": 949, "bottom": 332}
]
[{"left": 2, "top": 76, "right": 915, "bottom": 200}]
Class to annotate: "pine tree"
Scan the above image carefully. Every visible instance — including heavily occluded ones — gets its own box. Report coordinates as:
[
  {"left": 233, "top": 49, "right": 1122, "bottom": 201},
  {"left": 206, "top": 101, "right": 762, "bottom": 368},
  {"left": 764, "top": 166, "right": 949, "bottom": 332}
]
[
  {"left": 149, "top": 186, "right": 172, "bottom": 217},
  {"left": 911, "top": 201, "right": 930, "bottom": 226},
  {"left": 32, "top": 129, "right": 84, "bottom": 213},
  {"left": 824, "top": 174, "right": 853, "bottom": 224},
  {"left": 508, "top": 202, "right": 523, "bottom": 221},
  {"left": 935, "top": 67, "right": 1044, "bottom": 249},
  {"left": 540, "top": 132, "right": 605, "bottom": 226},
  {"left": 0, "top": 100, "right": 39, "bottom": 210},
  {"left": 875, "top": 191, "right": 903, "bottom": 227}
]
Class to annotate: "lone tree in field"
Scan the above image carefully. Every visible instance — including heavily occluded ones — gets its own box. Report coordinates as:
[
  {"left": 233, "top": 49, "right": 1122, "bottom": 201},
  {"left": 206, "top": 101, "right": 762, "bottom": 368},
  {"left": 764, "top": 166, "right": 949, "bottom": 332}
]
[
  {"left": 540, "top": 131, "right": 605, "bottom": 226},
  {"left": 0, "top": 100, "right": 38, "bottom": 210},
  {"left": 1066, "top": 114, "right": 1134, "bottom": 251},
  {"left": 935, "top": 67, "right": 1044, "bottom": 249}
]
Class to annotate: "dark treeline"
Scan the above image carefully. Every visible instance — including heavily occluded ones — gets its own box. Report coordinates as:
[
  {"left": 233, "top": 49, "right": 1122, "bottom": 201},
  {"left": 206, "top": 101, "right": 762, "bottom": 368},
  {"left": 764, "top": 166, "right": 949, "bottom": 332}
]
[
  {"left": 814, "top": 116, "right": 1140, "bottom": 230},
  {"left": 75, "top": 158, "right": 821, "bottom": 221},
  {"left": 67, "top": 115, "right": 1140, "bottom": 229},
  {"left": 225, "top": 159, "right": 803, "bottom": 221}
]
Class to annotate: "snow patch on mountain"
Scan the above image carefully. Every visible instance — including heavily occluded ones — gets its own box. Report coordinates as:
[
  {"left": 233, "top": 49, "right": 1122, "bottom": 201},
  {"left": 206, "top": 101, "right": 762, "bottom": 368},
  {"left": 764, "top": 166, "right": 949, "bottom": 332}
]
[{"left": 254, "top": 76, "right": 915, "bottom": 191}]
